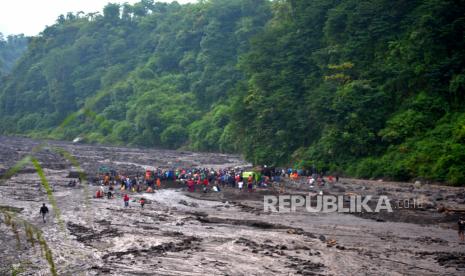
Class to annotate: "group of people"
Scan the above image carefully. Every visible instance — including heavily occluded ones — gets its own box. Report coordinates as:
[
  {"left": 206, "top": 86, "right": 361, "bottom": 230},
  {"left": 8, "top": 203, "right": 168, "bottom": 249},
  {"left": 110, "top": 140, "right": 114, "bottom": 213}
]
[
  {"left": 39, "top": 165, "right": 465, "bottom": 243},
  {"left": 88, "top": 167, "right": 341, "bottom": 214},
  {"left": 89, "top": 167, "right": 284, "bottom": 210},
  {"left": 305, "top": 174, "right": 339, "bottom": 187},
  {"left": 92, "top": 166, "right": 337, "bottom": 198}
]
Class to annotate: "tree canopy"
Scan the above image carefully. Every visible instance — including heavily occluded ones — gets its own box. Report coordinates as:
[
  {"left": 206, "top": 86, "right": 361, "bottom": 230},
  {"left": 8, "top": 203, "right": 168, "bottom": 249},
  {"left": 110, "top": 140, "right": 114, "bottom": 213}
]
[
  {"left": 1, "top": 0, "right": 464, "bottom": 185},
  {"left": 0, "top": 33, "right": 28, "bottom": 76}
]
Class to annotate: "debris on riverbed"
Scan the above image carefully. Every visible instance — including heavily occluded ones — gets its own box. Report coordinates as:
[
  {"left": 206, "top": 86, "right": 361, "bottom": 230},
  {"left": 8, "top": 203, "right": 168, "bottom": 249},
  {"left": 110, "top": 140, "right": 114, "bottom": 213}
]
[{"left": 0, "top": 136, "right": 464, "bottom": 275}]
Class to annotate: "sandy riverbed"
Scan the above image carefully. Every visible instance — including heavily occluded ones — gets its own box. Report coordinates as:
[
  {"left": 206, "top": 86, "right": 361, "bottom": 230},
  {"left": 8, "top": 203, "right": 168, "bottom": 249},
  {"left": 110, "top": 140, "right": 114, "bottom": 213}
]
[{"left": 0, "top": 136, "right": 464, "bottom": 275}]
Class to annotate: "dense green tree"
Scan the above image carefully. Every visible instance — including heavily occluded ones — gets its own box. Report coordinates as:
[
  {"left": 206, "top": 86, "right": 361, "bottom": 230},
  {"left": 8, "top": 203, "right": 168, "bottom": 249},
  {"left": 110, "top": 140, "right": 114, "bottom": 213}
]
[
  {"left": 0, "top": 0, "right": 464, "bottom": 185},
  {"left": 0, "top": 33, "right": 28, "bottom": 76}
]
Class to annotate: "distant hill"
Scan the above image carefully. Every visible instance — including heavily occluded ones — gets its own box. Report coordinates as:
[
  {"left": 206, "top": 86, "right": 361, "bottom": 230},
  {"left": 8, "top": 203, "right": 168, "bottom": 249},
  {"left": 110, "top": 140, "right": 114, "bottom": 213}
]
[{"left": 0, "top": 0, "right": 464, "bottom": 185}]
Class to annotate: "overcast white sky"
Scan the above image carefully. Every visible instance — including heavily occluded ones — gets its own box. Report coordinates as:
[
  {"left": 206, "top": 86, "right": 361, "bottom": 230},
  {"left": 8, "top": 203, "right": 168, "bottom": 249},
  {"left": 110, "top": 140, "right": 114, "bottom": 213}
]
[{"left": 0, "top": 0, "right": 196, "bottom": 36}]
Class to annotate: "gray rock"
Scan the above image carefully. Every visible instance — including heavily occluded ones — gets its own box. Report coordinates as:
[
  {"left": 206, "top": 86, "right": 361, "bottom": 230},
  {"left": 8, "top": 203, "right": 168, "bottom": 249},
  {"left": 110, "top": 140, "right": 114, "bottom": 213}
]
[{"left": 432, "top": 193, "right": 444, "bottom": 201}]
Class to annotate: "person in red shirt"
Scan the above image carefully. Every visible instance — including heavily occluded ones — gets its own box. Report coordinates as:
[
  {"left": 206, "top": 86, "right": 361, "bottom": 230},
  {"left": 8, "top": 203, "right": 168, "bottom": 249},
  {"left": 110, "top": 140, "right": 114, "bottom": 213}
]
[
  {"left": 187, "top": 179, "right": 195, "bottom": 192},
  {"left": 123, "top": 194, "right": 129, "bottom": 207}
]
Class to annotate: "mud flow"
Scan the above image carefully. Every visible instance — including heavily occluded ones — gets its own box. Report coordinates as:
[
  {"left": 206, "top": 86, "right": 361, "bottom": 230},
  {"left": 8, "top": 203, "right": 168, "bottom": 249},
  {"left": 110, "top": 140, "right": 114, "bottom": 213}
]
[{"left": 0, "top": 136, "right": 464, "bottom": 275}]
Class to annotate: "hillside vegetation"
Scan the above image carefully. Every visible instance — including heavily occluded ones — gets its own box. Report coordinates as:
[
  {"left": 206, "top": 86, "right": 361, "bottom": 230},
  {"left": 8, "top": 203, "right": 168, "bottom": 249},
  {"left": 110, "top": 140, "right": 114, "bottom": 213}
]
[
  {"left": 0, "top": 33, "right": 28, "bottom": 76},
  {"left": 0, "top": 0, "right": 464, "bottom": 184}
]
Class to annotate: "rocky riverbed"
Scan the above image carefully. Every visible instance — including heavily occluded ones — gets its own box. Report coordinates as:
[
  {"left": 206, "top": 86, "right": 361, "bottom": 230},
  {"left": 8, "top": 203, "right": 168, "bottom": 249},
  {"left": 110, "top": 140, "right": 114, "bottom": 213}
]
[{"left": 0, "top": 136, "right": 464, "bottom": 275}]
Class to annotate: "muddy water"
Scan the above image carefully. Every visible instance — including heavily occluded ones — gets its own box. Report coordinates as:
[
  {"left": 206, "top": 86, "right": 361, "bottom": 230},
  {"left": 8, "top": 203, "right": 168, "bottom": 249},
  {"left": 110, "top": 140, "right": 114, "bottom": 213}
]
[{"left": 0, "top": 136, "right": 464, "bottom": 275}]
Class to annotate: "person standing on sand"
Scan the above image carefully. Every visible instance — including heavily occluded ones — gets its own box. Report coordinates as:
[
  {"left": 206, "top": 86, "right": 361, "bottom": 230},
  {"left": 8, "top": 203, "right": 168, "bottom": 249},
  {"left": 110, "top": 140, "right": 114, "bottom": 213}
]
[
  {"left": 247, "top": 174, "right": 253, "bottom": 192},
  {"left": 39, "top": 203, "right": 49, "bottom": 223},
  {"left": 459, "top": 217, "right": 465, "bottom": 242},
  {"left": 156, "top": 178, "right": 161, "bottom": 189},
  {"left": 238, "top": 180, "right": 243, "bottom": 191},
  {"left": 123, "top": 194, "right": 130, "bottom": 208},
  {"left": 202, "top": 178, "right": 209, "bottom": 192},
  {"left": 187, "top": 178, "right": 195, "bottom": 192}
]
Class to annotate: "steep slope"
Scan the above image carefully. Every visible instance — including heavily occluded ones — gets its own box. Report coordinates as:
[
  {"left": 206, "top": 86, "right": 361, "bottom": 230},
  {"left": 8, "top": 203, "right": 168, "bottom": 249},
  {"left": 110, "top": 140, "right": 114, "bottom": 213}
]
[
  {"left": 0, "top": 33, "right": 28, "bottom": 76},
  {"left": 1, "top": 0, "right": 464, "bottom": 184},
  {"left": 233, "top": 0, "right": 465, "bottom": 184},
  {"left": 0, "top": 0, "right": 271, "bottom": 149}
]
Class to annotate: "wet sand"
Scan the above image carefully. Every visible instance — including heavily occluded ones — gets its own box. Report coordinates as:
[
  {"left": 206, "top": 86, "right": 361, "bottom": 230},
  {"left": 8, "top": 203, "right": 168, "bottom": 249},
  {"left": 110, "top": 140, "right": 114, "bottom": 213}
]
[{"left": 1, "top": 136, "right": 464, "bottom": 275}]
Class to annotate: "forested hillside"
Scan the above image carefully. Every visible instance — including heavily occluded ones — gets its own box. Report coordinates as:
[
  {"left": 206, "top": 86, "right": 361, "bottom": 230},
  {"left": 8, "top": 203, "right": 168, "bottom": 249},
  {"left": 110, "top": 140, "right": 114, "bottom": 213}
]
[
  {"left": 0, "top": 33, "right": 28, "bottom": 76},
  {"left": 1, "top": 0, "right": 464, "bottom": 184}
]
